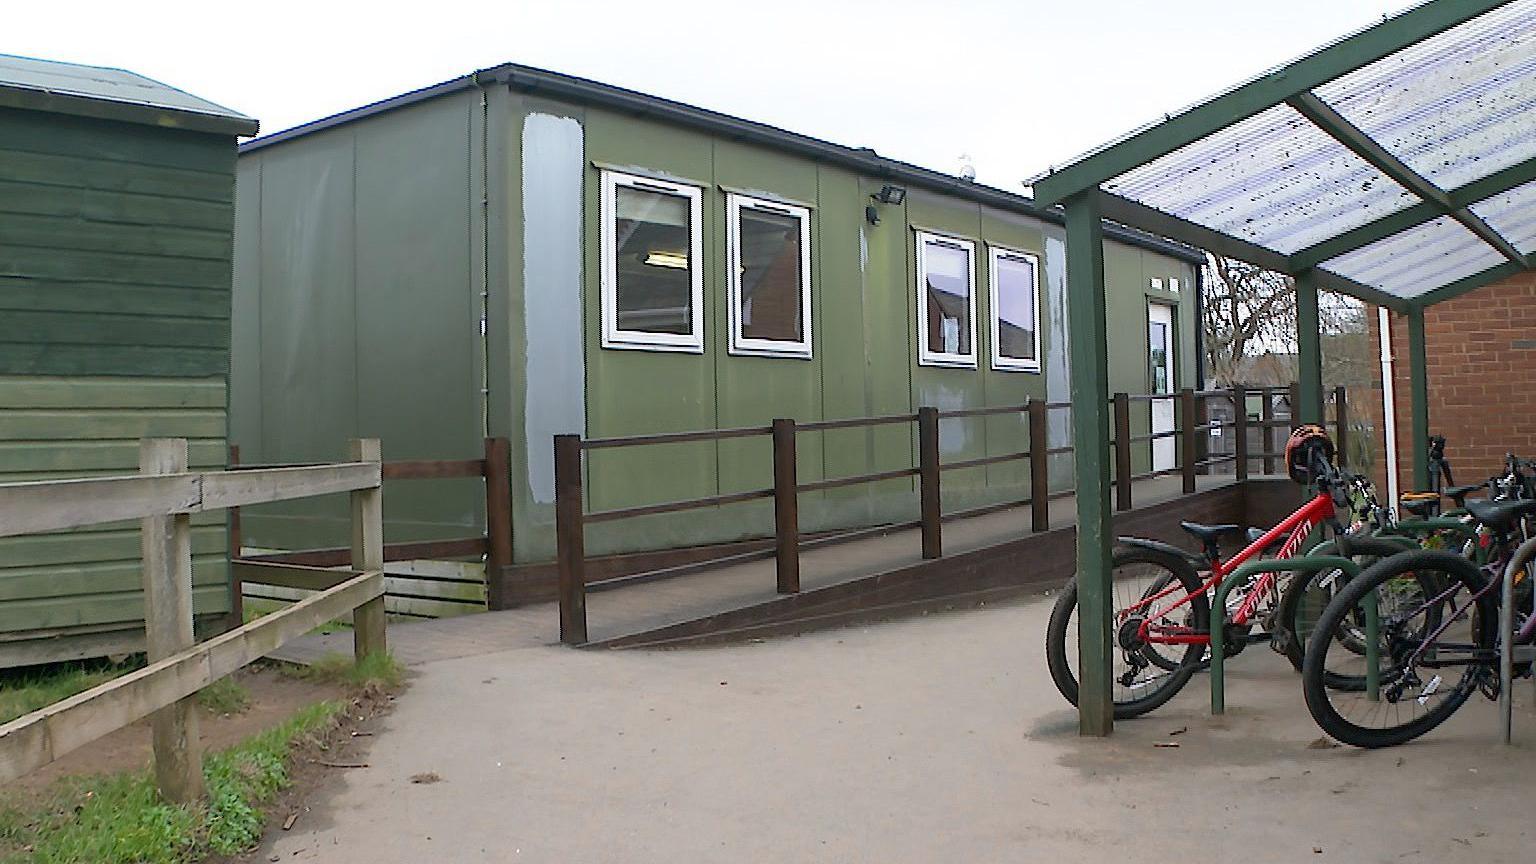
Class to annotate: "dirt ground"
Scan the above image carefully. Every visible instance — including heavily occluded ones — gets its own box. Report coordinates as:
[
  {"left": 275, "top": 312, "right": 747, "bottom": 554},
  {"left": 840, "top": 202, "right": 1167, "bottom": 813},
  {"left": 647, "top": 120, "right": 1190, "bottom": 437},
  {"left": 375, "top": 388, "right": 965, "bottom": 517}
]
[
  {"left": 10, "top": 666, "right": 344, "bottom": 794},
  {"left": 262, "top": 594, "right": 1536, "bottom": 863}
]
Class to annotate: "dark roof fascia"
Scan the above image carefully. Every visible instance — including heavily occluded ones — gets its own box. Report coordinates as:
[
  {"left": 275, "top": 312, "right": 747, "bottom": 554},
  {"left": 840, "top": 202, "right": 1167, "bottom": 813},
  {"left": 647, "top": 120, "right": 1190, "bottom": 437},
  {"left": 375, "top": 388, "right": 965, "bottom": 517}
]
[
  {"left": 0, "top": 84, "right": 257, "bottom": 137},
  {"left": 238, "top": 64, "right": 1204, "bottom": 266}
]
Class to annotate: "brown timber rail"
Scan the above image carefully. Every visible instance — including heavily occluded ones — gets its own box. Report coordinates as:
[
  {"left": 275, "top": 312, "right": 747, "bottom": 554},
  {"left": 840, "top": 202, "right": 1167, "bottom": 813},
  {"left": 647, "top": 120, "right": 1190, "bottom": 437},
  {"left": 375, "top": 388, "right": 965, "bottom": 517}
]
[
  {"left": 0, "top": 438, "right": 386, "bottom": 803},
  {"left": 553, "top": 386, "right": 1346, "bottom": 644},
  {"left": 228, "top": 437, "right": 512, "bottom": 619}
]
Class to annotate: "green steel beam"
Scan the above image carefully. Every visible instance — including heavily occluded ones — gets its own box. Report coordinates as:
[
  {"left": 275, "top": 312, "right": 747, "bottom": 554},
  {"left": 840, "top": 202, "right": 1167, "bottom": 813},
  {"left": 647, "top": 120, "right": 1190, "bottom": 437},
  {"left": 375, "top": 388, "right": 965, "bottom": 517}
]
[
  {"left": 1412, "top": 261, "right": 1530, "bottom": 307},
  {"left": 1097, "top": 192, "right": 1412, "bottom": 311},
  {"left": 1288, "top": 92, "right": 1530, "bottom": 269},
  {"left": 1408, "top": 306, "right": 1431, "bottom": 490},
  {"left": 1064, "top": 191, "right": 1115, "bottom": 738},
  {"left": 1295, "top": 271, "right": 1324, "bottom": 424},
  {"left": 1031, "top": 1, "right": 1510, "bottom": 206},
  {"left": 1291, "top": 155, "right": 1536, "bottom": 271},
  {"left": 1450, "top": 154, "right": 1536, "bottom": 208}
]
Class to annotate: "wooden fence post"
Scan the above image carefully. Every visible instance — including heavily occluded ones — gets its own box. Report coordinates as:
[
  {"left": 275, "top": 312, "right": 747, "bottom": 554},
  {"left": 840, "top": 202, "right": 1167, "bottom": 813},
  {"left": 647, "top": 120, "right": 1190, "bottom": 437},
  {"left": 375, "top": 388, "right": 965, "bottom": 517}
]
[
  {"left": 918, "top": 407, "right": 942, "bottom": 559},
  {"left": 140, "top": 438, "right": 203, "bottom": 804},
  {"left": 483, "top": 437, "right": 513, "bottom": 591},
  {"left": 1028, "top": 399, "right": 1050, "bottom": 532},
  {"left": 1233, "top": 386, "right": 1249, "bottom": 481},
  {"left": 554, "top": 434, "right": 587, "bottom": 644},
  {"left": 350, "top": 438, "right": 386, "bottom": 662},
  {"left": 1261, "top": 388, "right": 1277, "bottom": 475},
  {"left": 1287, "top": 382, "right": 1301, "bottom": 430},
  {"left": 226, "top": 444, "right": 244, "bottom": 630},
  {"left": 1334, "top": 386, "right": 1349, "bottom": 468},
  {"left": 1180, "top": 388, "right": 1197, "bottom": 494},
  {"left": 771, "top": 419, "right": 800, "bottom": 593},
  {"left": 1113, "top": 393, "right": 1132, "bottom": 511}
]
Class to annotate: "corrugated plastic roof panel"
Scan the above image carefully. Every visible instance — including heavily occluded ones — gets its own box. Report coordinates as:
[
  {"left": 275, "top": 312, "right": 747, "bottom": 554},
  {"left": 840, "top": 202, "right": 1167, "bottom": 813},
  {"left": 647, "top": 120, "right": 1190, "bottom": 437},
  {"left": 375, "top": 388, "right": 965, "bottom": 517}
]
[
  {"left": 1469, "top": 177, "right": 1536, "bottom": 255},
  {"left": 1320, "top": 215, "right": 1506, "bottom": 298},
  {"left": 1104, "top": 103, "right": 1419, "bottom": 254},
  {"left": 0, "top": 53, "right": 252, "bottom": 123},
  {"left": 1313, "top": 0, "right": 1536, "bottom": 193}
]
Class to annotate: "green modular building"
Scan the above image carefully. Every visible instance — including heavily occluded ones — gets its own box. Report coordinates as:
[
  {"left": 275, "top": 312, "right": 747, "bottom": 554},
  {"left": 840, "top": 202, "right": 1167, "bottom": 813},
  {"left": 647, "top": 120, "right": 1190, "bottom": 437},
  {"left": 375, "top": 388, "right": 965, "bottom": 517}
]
[
  {"left": 0, "top": 55, "right": 256, "bottom": 666},
  {"left": 231, "top": 65, "right": 1202, "bottom": 606}
]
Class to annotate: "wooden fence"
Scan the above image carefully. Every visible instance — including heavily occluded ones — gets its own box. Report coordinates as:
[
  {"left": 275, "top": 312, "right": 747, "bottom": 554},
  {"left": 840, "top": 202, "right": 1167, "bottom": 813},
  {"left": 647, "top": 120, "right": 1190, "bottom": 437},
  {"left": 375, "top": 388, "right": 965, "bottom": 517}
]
[
  {"left": 228, "top": 437, "right": 512, "bottom": 620},
  {"left": 0, "top": 438, "right": 387, "bottom": 803},
  {"left": 553, "top": 386, "right": 1351, "bottom": 644}
]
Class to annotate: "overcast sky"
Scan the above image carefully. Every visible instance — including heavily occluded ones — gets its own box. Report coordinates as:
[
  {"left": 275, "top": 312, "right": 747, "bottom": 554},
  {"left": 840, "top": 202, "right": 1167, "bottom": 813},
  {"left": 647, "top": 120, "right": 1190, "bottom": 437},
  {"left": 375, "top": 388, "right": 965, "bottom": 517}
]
[{"left": 11, "top": 0, "right": 1397, "bottom": 189}]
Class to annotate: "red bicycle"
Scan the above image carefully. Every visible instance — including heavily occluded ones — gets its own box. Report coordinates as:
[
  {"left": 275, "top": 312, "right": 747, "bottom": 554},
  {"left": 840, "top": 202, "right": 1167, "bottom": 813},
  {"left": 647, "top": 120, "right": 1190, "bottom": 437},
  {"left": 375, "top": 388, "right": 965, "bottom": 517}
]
[{"left": 1044, "top": 428, "right": 1409, "bottom": 718}]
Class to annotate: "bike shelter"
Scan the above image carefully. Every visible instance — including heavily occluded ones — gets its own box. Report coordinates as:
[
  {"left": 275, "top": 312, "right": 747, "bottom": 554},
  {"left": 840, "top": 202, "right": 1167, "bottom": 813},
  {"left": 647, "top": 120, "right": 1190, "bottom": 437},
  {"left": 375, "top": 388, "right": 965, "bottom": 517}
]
[{"left": 1030, "top": 0, "right": 1536, "bottom": 738}]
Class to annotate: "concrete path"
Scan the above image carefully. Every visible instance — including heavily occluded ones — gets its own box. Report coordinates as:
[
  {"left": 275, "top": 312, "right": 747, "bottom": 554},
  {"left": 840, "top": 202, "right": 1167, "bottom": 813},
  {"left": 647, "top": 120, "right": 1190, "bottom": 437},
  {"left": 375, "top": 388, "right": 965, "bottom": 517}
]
[{"left": 267, "top": 593, "right": 1536, "bottom": 863}]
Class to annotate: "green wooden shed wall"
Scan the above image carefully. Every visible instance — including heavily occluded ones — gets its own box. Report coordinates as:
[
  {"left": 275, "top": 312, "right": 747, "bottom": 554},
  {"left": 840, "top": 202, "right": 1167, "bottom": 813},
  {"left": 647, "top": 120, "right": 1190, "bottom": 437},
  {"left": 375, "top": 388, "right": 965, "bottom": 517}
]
[{"left": 0, "top": 55, "right": 255, "bottom": 667}]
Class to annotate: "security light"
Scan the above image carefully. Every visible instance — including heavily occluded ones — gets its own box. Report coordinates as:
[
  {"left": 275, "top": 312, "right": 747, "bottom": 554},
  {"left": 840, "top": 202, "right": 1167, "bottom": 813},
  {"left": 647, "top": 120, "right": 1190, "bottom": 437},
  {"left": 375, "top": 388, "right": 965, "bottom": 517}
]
[{"left": 872, "top": 184, "right": 907, "bottom": 205}]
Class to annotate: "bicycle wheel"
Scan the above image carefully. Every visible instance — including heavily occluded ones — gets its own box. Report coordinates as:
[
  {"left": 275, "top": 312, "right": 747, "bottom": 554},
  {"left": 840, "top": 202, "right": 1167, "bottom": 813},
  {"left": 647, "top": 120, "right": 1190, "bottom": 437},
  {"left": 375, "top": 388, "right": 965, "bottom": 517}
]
[
  {"left": 1302, "top": 549, "right": 1495, "bottom": 748},
  {"left": 1277, "top": 536, "right": 1428, "bottom": 674},
  {"left": 1045, "top": 546, "right": 1209, "bottom": 719}
]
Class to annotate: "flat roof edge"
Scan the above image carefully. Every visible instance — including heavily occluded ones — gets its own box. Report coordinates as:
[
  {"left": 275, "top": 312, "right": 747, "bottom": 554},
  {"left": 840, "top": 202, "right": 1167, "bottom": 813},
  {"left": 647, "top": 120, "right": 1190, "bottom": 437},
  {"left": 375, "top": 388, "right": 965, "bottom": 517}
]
[{"left": 237, "top": 64, "right": 1205, "bottom": 266}]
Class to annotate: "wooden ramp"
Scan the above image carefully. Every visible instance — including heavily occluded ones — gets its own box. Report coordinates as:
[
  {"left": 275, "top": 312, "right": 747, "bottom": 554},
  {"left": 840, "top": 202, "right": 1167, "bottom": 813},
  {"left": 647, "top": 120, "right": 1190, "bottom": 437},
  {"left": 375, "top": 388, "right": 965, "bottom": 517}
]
[{"left": 268, "top": 474, "right": 1300, "bottom": 666}]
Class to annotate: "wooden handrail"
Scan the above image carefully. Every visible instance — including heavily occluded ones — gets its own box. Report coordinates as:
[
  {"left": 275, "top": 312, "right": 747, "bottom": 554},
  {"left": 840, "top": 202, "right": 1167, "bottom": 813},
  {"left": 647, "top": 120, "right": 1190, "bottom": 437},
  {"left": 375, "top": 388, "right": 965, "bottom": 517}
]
[
  {"left": 550, "top": 385, "right": 1346, "bottom": 645},
  {"left": 0, "top": 438, "right": 386, "bottom": 803}
]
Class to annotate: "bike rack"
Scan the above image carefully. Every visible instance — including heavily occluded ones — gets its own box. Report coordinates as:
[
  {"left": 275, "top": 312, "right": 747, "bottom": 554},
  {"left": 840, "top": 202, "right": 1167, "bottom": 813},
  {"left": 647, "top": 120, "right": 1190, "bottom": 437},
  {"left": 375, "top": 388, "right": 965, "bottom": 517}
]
[
  {"left": 1209, "top": 555, "right": 1364, "bottom": 715},
  {"left": 1499, "top": 537, "right": 1536, "bottom": 744},
  {"left": 1381, "top": 517, "right": 1479, "bottom": 550}
]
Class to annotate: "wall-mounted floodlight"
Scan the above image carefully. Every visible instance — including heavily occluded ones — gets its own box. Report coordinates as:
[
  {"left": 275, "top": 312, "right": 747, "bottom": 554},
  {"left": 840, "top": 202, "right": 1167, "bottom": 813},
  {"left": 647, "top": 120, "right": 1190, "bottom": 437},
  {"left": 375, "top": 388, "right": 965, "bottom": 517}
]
[{"left": 866, "top": 183, "right": 908, "bottom": 224}]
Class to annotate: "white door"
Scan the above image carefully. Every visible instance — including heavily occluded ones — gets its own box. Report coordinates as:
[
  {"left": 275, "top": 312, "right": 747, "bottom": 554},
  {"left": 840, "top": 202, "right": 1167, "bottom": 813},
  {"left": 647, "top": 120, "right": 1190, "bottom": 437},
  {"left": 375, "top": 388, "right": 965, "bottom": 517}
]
[{"left": 1148, "top": 303, "right": 1176, "bottom": 472}]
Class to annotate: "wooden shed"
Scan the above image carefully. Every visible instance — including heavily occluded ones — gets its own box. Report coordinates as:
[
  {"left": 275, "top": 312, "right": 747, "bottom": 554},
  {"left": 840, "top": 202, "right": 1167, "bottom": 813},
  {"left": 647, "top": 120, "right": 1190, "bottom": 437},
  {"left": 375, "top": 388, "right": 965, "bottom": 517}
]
[{"left": 0, "top": 54, "right": 257, "bottom": 667}]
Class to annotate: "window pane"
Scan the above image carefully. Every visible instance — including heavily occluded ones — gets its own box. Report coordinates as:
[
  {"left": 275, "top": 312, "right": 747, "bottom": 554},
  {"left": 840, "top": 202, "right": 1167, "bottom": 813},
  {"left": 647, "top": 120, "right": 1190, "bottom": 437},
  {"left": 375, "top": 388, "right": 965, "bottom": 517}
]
[
  {"left": 738, "top": 207, "right": 803, "bottom": 343},
  {"left": 613, "top": 185, "right": 692, "bottom": 335},
  {"left": 923, "top": 240, "right": 970, "bottom": 355},
  {"left": 995, "top": 255, "right": 1036, "bottom": 361}
]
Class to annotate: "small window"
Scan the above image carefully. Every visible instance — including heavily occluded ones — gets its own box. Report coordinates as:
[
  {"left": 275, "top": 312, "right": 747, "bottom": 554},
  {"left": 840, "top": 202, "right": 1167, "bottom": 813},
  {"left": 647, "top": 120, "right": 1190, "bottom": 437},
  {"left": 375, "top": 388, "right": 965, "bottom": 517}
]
[
  {"left": 915, "top": 231, "right": 976, "bottom": 367},
  {"left": 989, "top": 245, "right": 1041, "bottom": 372},
  {"left": 727, "top": 195, "right": 812, "bottom": 358},
  {"left": 600, "top": 171, "right": 704, "bottom": 352}
]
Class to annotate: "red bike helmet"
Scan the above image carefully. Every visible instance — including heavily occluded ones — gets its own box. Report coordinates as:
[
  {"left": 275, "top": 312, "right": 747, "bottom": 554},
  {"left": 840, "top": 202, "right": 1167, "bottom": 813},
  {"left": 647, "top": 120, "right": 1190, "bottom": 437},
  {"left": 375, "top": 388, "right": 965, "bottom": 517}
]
[{"left": 1285, "top": 424, "right": 1336, "bottom": 485}]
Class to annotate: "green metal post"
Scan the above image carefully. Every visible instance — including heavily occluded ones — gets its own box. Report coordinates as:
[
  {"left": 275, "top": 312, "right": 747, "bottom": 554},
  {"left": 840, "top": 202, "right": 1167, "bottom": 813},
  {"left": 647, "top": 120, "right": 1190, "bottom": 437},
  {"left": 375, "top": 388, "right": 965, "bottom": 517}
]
[
  {"left": 1064, "top": 191, "right": 1115, "bottom": 738},
  {"left": 1407, "top": 306, "right": 1431, "bottom": 490},
  {"left": 1295, "top": 271, "right": 1324, "bottom": 424}
]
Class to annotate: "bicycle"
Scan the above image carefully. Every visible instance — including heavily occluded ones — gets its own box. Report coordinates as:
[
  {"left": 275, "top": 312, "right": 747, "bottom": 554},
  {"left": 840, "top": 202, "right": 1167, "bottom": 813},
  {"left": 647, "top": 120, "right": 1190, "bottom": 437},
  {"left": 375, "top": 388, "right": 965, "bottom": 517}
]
[
  {"left": 1044, "top": 428, "right": 1410, "bottom": 719},
  {"left": 1302, "top": 460, "right": 1536, "bottom": 748}
]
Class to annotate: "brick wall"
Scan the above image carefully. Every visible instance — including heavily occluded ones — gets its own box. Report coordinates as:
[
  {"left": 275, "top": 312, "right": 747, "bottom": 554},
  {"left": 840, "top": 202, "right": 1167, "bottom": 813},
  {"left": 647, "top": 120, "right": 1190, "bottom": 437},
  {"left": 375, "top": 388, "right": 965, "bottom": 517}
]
[{"left": 1369, "top": 270, "right": 1536, "bottom": 493}]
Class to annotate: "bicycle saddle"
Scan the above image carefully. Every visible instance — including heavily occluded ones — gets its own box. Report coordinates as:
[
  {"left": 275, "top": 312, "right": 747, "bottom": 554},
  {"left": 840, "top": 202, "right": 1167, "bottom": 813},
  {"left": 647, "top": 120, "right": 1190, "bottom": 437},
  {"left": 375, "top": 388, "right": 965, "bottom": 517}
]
[
  {"left": 1464, "top": 498, "right": 1536, "bottom": 533},
  {"left": 1179, "top": 521, "right": 1244, "bottom": 544},
  {"left": 1399, "top": 494, "right": 1438, "bottom": 518},
  {"left": 1444, "top": 484, "right": 1480, "bottom": 506}
]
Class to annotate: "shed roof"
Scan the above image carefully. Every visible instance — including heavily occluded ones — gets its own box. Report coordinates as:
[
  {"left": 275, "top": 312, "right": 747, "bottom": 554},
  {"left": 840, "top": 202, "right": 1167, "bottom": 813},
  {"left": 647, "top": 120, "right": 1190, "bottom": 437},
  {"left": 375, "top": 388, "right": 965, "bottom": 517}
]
[
  {"left": 239, "top": 63, "right": 1205, "bottom": 266},
  {"left": 1031, "top": 0, "right": 1536, "bottom": 312},
  {"left": 0, "top": 53, "right": 257, "bottom": 137}
]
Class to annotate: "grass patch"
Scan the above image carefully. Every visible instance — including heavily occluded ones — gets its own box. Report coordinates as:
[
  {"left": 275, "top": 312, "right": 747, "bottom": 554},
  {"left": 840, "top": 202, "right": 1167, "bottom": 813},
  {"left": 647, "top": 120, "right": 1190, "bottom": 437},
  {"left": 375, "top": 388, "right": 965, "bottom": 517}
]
[
  {"left": 195, "top": 677, "right": 250, "bottom": 716},
  {"left": 0, "top": 701, "right": 345, "bottom": 864},
  {"left": 0, "top": 661, "right": 141, "bottom": 725},
  {"left": 289, "top": 652, "right": 405, "bottom": 690}
]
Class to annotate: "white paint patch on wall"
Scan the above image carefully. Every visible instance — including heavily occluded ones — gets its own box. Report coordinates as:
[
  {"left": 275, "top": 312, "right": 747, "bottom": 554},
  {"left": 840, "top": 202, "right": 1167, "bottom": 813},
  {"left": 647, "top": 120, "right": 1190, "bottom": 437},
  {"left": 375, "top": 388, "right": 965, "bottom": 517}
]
[
  {"left": 917, "top": 384, "right": 974, "bottom": 455},
  {"left": 1041, "top": 230, "right": 1073, "bottom": 488},
  {"left": 522, "top": 112, "right": 586, "bottom": 504}
]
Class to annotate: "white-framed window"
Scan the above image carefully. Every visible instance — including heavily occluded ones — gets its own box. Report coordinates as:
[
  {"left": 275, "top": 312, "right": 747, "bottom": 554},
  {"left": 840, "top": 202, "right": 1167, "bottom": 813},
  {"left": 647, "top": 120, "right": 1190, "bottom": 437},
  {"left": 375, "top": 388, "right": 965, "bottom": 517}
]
[
  {"left": 988, "top": 244, "right": 1042, "bottom": 372},
  {"left": 915, "top": 230, "right": 977, "bottom": 368},
  {"left": 600, "top": 170, "right": 704, "bottom": 352},
  {"left": 727, "top": 194, "right": 812, "bottom": 358}
]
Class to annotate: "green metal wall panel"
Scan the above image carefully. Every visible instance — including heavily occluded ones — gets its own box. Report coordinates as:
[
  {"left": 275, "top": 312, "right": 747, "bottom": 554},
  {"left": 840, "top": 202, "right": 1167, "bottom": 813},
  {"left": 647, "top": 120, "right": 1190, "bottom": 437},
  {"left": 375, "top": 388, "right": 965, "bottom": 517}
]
[{"left": 231, "top": 93, "right": 486, "bottom": 550}]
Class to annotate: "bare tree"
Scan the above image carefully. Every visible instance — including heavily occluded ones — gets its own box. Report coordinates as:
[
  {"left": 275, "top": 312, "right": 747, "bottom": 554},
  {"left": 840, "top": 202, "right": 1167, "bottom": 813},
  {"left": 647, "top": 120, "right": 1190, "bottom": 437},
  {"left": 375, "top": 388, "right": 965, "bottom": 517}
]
[{"left": 1201, "top": 254, "right": 1369, "bottom": 388}]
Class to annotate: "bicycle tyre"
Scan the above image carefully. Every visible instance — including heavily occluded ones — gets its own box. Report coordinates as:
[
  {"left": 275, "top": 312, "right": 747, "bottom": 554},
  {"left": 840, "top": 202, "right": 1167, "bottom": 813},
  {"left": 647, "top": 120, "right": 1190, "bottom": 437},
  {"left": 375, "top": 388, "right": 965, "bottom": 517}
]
[
  {"left": 1045, "top": 545, "right": 1209, "bottom": 719},
  {"left": 1277, "top": 536, "right": 1425, "bottom": 673},
  {"left": 1301, "top": 549, "right": 1495, "bottom": 748}
]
